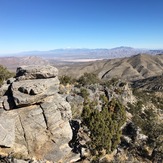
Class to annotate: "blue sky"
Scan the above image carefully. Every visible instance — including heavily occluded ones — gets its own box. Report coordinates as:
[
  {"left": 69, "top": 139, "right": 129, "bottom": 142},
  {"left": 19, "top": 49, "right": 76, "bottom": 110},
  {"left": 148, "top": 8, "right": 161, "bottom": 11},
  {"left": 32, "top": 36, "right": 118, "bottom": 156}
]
[{"left": 0, "top": 0, "right": 163, "bottom": 54}]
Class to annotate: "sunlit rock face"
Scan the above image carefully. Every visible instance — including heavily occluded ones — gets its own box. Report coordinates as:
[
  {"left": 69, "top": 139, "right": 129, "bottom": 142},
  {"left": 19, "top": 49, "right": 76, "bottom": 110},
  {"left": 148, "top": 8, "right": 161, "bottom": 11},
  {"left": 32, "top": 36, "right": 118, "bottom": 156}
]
[{"left": 0, "top": 65, "right": 72, "bottom": 162}]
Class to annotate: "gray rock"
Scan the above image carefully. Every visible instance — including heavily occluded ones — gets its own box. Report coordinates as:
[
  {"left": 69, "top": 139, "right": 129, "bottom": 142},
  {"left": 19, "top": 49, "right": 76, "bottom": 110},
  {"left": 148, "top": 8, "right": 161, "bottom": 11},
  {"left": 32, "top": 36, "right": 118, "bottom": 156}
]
[
  {"left": 12, "top": 77, "right": 59, "bottom": 107},
  {"left": 66, "top": 94, "right": 84, "bottom": 104},
  {"left": 52, "top": 94, "right": 72, "bottom": 120},
  {"left": 16, "top": 65, "right": 58, "bottom": 80},
  {"left": 14, "top": 105, "right": 49, "bottom": 157},
  {"left": 0, "top": 96, "right": 72, "bottom": 161},
  {"left": 41, "top": 94, "right": 72, "bottom": 121},
  {"left": 0, "top": 65, "right": 73, "bottom": 162},
  {"left": 16, "top": 98, "right": 71, "bottom": 161},
  {"left": 66, "top": 95, "right": 74, "bottom": 102},
  {"left": 0, "top": 111, "right": 15, "bottom": 147}
]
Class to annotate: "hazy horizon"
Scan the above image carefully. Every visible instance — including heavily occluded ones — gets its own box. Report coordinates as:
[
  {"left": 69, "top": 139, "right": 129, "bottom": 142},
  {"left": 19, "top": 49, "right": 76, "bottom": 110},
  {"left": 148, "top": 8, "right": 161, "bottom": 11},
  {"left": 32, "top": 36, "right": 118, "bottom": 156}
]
[
  {"left": 0, "top": 46, "right": 163, "bottom": 57},
  {"left": 0, "top": 0, "right": 163, "bottom": 55}
]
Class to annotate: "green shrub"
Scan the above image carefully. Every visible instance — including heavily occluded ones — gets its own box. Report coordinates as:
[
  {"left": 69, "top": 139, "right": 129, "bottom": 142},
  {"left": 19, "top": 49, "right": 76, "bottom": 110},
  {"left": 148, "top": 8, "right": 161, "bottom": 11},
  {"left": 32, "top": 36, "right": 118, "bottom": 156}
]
[
  {"left": 82, "top": 98, "right": 126, "bottom": 155},
  {"left": 78, "top": 73, "right": 99, "bottom": 86},
  {"left": 79, "top": 88, "right": 90, "bottom": 99},
  {"left": 128, "top": 98, "right": 163, "bottom": 161},
  {"left": 102, "top": 78, "right": 119, "bottom": 88},
  {"left": 59, "top": 75, "right": 75, "bottom": 86},
  {"left": 0, "top": 65, "right": 14, "bottom": 86}
]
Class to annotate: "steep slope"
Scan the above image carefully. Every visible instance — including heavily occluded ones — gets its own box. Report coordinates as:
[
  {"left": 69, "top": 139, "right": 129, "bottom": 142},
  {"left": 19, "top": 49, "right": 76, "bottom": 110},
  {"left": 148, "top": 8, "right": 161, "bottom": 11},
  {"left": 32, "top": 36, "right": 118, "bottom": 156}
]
[{"left": 132, "top": 74, "right": 163, "bottom": 91}]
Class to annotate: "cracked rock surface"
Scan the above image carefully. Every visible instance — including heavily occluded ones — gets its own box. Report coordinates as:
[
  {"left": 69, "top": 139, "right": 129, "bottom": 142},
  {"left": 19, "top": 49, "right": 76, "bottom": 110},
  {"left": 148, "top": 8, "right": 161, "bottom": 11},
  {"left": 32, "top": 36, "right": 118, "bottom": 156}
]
[{"left": 0, "top": 65, "right": 72, "bottom": 162}]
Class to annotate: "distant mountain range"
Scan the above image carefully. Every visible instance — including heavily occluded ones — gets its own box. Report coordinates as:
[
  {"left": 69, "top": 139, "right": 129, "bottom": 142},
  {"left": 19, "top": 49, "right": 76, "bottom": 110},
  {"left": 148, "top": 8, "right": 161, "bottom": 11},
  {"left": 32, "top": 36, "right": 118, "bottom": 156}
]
[
  {"left": 0, "top": 47, "right": 163, "bottom": 74},
  {"left": 6, "top": 46, "right": 163, "bottom": 60}
]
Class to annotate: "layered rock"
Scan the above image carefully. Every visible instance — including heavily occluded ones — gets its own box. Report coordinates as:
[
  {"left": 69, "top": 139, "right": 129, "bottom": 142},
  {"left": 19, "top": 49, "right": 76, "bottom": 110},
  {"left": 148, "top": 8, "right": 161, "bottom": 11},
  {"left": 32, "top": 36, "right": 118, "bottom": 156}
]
[{"left": 0, "top": 65, "right": 73, "bottom": 162}]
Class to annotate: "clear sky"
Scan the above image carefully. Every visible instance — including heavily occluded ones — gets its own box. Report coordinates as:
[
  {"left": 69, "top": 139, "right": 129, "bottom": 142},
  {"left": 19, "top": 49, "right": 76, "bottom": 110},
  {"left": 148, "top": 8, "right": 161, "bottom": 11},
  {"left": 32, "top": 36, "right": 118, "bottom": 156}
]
[{"left": 0, "top": 0, "right": 163, "bottom": 54}]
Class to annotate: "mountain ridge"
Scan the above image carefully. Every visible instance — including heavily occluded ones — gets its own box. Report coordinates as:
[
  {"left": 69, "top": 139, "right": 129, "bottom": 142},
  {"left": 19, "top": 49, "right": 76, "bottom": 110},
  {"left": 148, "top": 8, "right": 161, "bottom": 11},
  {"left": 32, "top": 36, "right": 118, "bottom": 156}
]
[
  {"left": 1, "top": 46, "right": 163, "bottom": 60},
  {"left": 59, "top": 53, "right": 163, "bottom": 81}
]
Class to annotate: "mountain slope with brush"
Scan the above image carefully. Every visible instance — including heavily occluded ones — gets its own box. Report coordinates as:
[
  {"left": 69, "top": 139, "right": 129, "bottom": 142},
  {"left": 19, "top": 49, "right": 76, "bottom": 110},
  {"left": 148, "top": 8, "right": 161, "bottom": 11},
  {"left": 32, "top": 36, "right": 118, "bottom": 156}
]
[{"left": 59, "top": 54, "right": 163, "bottom": 81}]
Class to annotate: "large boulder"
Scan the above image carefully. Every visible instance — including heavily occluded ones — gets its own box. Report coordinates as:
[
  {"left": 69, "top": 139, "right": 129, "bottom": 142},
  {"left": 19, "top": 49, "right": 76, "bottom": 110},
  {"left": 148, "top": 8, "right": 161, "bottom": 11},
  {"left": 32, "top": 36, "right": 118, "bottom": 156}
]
[
  {"left": 12, "top": 78, "right": 59, "bottom": 107},
  {"left": 0, "top": 66, "right": 73, "bottom": 162},
  {"left": 16, "top": 65, "right": 58, "bottom": 80}
]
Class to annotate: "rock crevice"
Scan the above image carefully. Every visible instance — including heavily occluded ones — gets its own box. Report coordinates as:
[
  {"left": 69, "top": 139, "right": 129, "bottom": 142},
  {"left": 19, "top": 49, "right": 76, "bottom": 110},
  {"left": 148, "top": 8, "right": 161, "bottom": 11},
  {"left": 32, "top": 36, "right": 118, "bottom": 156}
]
[
  {"left": 39, "top": 104, "right": 49, "bottom": 130},
  {"left": 18, "top": 114, "right": 30, "bottom": 155}
]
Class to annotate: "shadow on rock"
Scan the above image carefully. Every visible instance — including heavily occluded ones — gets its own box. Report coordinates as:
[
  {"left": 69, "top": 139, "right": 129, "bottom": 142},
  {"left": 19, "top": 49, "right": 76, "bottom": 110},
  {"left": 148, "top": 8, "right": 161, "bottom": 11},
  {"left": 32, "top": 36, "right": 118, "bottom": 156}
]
[{"left": 69, "top": 120, "right": 86, "bottom": 160}]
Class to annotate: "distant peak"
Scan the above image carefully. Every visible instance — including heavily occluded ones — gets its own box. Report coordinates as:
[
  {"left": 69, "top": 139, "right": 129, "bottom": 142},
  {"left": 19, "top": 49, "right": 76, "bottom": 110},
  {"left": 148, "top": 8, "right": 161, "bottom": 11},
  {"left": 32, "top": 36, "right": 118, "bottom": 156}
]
[{"left": 111, "top": 46, "right": 134, "bottom": 50}]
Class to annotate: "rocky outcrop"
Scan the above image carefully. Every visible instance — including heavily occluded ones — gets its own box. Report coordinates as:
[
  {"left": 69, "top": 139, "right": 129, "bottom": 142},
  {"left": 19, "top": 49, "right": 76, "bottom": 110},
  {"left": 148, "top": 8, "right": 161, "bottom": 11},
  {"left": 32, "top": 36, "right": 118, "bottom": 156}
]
[
  {"left": 0, "top": 65, "right": 73, "bottom": 162},
  {"left": 12, "top": 78, "right": 59, "bottom": 107},
  {"left": 16, "top": 65, "right": 58, "bottom": 80}
]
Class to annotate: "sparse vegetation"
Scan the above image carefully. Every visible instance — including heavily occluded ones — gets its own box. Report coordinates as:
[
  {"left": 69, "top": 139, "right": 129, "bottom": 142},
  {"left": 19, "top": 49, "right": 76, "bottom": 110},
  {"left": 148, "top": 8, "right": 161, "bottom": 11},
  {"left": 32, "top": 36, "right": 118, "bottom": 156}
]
[
  {"left": 0, "top": 65, "right": 14, "bottom": 86},
  {"left": 127, "top": 88, "right": 163, "bottom": 162},
  {"left": 59, "top": 75, "right": 75, "bottom": 86},
  {"left": 82, "top": 97, "right": 126, "bottom": 156},
  {"left": 58, "top": 69, "right": 163, "bottom": 162},
  {"left": 79, "top": 88, "right": 90, "bottom": 99},
  {"left": 133, "top": 88, "right": 163, "bottom": 111},
  {"left": 102, "top": 77, "right": 119, "bottom": 88},
  {"left": 77, "top": 73, "right": 99, "bottom": 86}
]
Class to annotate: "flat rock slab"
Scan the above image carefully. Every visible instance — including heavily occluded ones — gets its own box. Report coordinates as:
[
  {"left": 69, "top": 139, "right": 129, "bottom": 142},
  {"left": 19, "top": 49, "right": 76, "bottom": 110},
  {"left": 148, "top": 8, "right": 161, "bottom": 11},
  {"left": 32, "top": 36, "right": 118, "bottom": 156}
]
[
  {"left": 12, "top": 78, "right": 59, "bottom": 106},
  {"left": 16, "top": 65, "right": 58, "bottom": 80}
]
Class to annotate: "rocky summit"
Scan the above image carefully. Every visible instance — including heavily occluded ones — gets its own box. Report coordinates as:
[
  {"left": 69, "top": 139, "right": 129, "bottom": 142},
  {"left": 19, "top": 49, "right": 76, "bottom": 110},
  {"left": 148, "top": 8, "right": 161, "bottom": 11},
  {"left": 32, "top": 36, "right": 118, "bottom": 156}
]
[{"left": 0, "top": 65, "right": 73, "bottom": 162}]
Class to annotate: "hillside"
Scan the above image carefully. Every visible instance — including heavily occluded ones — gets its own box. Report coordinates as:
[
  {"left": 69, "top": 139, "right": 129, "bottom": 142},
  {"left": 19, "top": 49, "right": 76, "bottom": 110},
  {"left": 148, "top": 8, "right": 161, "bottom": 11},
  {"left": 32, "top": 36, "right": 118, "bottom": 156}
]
[
  {"left": 132, "top": 74, "right": 163, "bottom": 91},
  {"left": 58, "top": 72, "right": 163, "bottom": 162},
  {"left": 59, "top": 54, "right": 163, "bottom": 81},
  {"left": 0, "top": 64, "right": 162, "bottom": 162}
]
